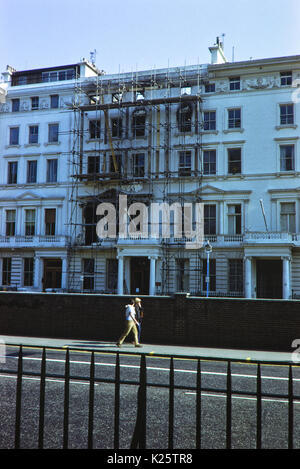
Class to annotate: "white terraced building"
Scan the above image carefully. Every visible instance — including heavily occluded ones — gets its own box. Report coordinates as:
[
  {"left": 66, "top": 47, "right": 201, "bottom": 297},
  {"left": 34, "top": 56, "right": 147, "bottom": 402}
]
[{"left": 0, "top": 39, "right": 300, "bottom": 299}]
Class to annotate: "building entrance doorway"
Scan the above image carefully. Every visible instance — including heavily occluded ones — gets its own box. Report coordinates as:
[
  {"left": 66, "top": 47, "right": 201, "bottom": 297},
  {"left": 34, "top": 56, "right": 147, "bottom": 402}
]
[
  {"left": 130, "top": 257, "right": 149, "bottom": 295},
  {"left": 256, "top": 259, "right": 282, "bottom": 299},
  {"left": 43, "top": 258, "right": 62, "bottom": 290}
]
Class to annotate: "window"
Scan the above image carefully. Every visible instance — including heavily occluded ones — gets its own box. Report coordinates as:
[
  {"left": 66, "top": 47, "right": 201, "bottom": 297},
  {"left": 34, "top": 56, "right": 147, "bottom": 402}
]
[
  {"left": 83, "top": 258, "right": 95, "bottom": 290},
  {"left": 111, "top": 117, "right": 122, "bottom": 138},
  {"left": 47, "top": 159, "right": 58, "bottom": 182},
  {"left": 228, "top": 108, "right": 241, "bottom": 128},
  {"left": 89, "top": 120, "right": 101, "bottom": 139},
  {"left": 24, "top": 258, "right": 34, "bottom": 287},
  {"left": 132, "top": 109, "right": 146, "bottom": 137},
  {"left": 133, "top": 153, "right": 145, "bottom": 177},
  {"left": 176, "top": 259, "right": 190, "bottom": 291},
  {"left": 9, "top": 127, "right": 19, "bottom": 145},
  {"left": 280, "top": 71, "right": 292, "bottom": 86},
  {"left": 6, "top": 210, "right": 16, "bottom": 236},
  {"left": 228, "top": 259, "right": 243, "bottom": 293},
  {"left": 229, "top": 76, "right": 240, "bottom": 90},
  {"left": 12, "top": 99, "right": 20, "bottom": 112},
  {"left": 42, "top": 68, "right": 76, "bottom": 82},
  {"left": 45, "top": 209, "right": 56, "bottom": 235},
  {"left": 2, "top": 258, "right": 11, "bottom": 285},
  {"left": 228, "top": 148, "right": 241, "bottom": 174},
  {"left": 31, "top": 96, "right": 39, "bottom": 110},
  {"left": 280, "top": 202, "right": 296, "bottom": 233},
  {"left": 29, "top": 125, "right": 39, "bottom": 144},
  {"left": 50, "top": 95, "right": 59, "bottom": 109},
  {"left": 203, "top": 150, "right": 216, "bottom": 175},
  {"left": 107, "top": 259, "right": 118, "bottom": 292},
  {"left": 110, "top": 154, "right": 122, "bottom": 173},
  {"left": 27, "top": 160, "right": 37, "bottom": 183},
  {"left": 280, "top": 145, "right": 294, "bottom": 171},
  {"left": 112, "top": 92, "right": 123, "bottom": 104},
  {"left": 202, "top": 258, "right": 216, "bottom": 292},
  {"left": 177, "top": 103, "right": 192, "bottom": 132},
  {"left": 48, "top": 124, "right": 59, "bottom": 143},
  {"left": 88, "top": 156, "right": 100, "bottom": 174},
  {"left": 8, "top": 161, "right": 18, "bottom": 184},
  {"left": 205, "top": 83, "right": 215, "bottom": 93},
  {"left": 25, "top": 209, "right": 35, "bottom": 236},
  {"left": 204, "top": 204, "right": 216, "bottom": 235},
  {"left": 179, "top": 151, "right": 191, "bottom": 176},
  {"left": 228, "top": 204, "right": 242, "bottom": 235},
  {"left": 203, "top": 111, "right": 216, "bottom": 131},
  {"left": 280, "top": 104, "right": 294, "bottom": 125}
]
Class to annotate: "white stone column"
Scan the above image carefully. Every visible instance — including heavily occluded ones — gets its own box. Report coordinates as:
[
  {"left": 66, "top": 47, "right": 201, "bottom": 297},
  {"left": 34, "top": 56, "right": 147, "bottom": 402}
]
[
  {"left": 282, "top": 256, "right": 291, "bottom": 300},
  {"left": 244, "top": 256, "right": 252, "bottom": 298},
  {"left": 34, "top": 256, "right": 42, "bottom": 290},
  {"left": 117, "top": 256, "right": 124, "bottom": 295},
  {"left": 61, "top": 257, "right": 68, "bottom": 290},
  {"left": 149, "top": 256, "right": 156, "bottom": 296}
]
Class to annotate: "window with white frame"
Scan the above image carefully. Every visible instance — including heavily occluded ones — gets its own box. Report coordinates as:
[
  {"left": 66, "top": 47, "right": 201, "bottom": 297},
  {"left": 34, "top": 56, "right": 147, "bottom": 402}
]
[
  {"left": 2, "top": 258, "right": 11, "bottom": 285},
  {"left": 204, "top": 204, "right": 216, "bottom": 235},
  {"left": 178, "top": 151, "right": 191, "bottom": 176},
  {"left": 203, "top": 149, "right": 216, "bottom": 175},
  {"left": 203, "top": 111, "right": 216, "bottom": 131},
  {"left": 50, "top": 95, "right": 59, "bottom": 109},
  {"left": 132, "top": 153, "right": 145, "bottom": 177},
  {"left": 31, "top": 96, "right": 39, "bottom": 110},
  {"left": 8, "top": 161, "right": 18, "bottom": 184},
  {"left": 46, "top": 159, "right": 58, "bottom": 182},
  {"left": 229, "top": 76, "right": 240, "bottom": 90},
  {"left": 88, "top": 155, "right": 100, "bottom": 174},
  {"left": 6, "top": 210, "right": 16, "bottom": 236},
  {"left": 83, "top": 258, "right": 95, "bottom": 290},
  {"left": 89, "top": 120, "right": 101, "bottom": 139},
  {"left": 228, "top": 259, "right": 243, "bottom": 293},
  {"left": 177, "top": 103, "right": 193, "bottom": 132},
  {"left": 9, "top": 127, "right": 19, "bottom": 145},
  {"left": 228, "top": 148, "right": 241, "bottom": 174},
  {"left": 205, "top": 83, "right": 215, "bottom": 93},
  {"left": 111, "top": 117, "right": 122, "bottom": 138},
  {"left": 132, "top": 109, "right": 146, "bottom": 137},
  {"left": 280, "top": 145, "right": 294, "bottom": 171},
  {"left": 27, "top": 160, "right": 37, "bottom": 183},
  {"left": 48, "top": 123, "right": 59, "bottom": 143},
  {"left": 110, "top": 153, "right": 122, "bottom": 173},
  {"left": 228, "top": 204, "right": 242, "bottom": 235},
  {"left": 280, "top": 202, "right": 296, "bottom": 233},
  {"left": 280, "top": 104, "right": 294, "bottom": 125},
  {"left": 228, "top": 108, "right": 241, "bottom": 129},
  {"left": 25, "top": 209, "right": 36, "bottom": 236},
  {"left": 45, "top": 209, "right": 56, "bottom": 235},
  {"left": 23, "top": 258, "right": 34, "bottom": 286},
  {"left": 29, "top": 125, "right": 39, "bottom": 144},
  {"left": 280, "top": 71, "right": 292, "bottom": 86},
  {"left": 12, "top": 99, "right": 20, "bottom": 112}
]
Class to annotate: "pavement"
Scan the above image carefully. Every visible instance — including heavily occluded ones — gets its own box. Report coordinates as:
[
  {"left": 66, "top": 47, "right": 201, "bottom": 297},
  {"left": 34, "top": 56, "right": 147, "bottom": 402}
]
[{"left": 0, "top": 334, "right": 295, "bottom": 364}]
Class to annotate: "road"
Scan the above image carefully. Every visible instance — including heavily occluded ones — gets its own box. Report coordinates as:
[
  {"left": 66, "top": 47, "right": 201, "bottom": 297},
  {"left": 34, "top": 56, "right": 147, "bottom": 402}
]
[{"left": 0, "top": 336, "right": 299, "bottom": 449}]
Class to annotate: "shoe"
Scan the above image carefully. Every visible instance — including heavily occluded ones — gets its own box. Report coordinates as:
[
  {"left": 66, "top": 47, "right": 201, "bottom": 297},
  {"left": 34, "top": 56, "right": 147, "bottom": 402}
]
[{"left": 135, "top": 344, "right": 142, "bottom": 348}]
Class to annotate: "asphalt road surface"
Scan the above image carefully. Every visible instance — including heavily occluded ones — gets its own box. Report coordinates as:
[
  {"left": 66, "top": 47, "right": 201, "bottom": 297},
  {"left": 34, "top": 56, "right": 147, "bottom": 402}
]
[{"left": 0, "top": 339, "right": 299, "bottom": 450}]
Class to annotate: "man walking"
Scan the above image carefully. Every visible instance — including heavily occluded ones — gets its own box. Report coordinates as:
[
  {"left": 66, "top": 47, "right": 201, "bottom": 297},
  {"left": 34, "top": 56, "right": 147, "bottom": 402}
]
[
  {"left": 134, "top": 297, "right": 143, "bottom": 343},
  {"left": 116, "top": 299, "right": 142, "bottom": 347}
]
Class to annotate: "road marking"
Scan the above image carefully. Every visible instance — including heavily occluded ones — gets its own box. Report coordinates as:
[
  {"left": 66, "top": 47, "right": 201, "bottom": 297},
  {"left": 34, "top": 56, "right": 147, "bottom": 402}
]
[
  {"left": 184, "top": 391, "right": 300, "bottom": 405},
  {"left": 1, "top": 355, "right": 299, "bottom": 383}
]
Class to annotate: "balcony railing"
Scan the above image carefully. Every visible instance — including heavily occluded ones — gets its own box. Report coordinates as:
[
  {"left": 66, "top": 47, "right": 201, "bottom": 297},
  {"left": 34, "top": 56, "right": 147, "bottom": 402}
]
[{"left": 0, "top": 235, "right": 70, "bottom": 248}]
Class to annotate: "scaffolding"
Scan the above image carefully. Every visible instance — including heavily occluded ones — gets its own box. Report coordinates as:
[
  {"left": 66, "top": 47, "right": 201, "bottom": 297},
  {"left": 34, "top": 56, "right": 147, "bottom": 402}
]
[{"left": 66, "top": 62, "right": 208, "bottom": 295}]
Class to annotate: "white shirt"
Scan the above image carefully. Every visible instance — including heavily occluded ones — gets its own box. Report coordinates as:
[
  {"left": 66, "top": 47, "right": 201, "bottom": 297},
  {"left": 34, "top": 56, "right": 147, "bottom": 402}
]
[{"left": 125, "top": 304, "right": 136, "bottom": 321}]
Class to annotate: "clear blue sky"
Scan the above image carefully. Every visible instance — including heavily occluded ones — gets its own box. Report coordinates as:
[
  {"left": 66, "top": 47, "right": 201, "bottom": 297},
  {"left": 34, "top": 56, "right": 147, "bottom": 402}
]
[{"left": 0, "top": 0, "right": 299, "bottom": 75}]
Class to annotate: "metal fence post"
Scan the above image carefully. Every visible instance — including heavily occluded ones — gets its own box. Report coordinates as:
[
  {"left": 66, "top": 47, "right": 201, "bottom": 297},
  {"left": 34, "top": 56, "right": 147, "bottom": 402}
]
[
  {"left": 114, "top": 352, "right": 120, "bottom": 449},
  {"left": 130, "top": 354, "right": 147, "bottom": 449},
  {"left": 63, "top": 348, "right": 70, "bottom": 449},
  {"left": 38, "top": 347, "right": 46, "bottom": 449},
  {"left": 226, "top": 361, "right": 232, "bottom": 449},
  {"left": 88, "top": 351, "right": 95, "bottom": 449},
  {"left": 196, "top": 358, "right": 201, "bottom": 449},
  {"left": 168, "top": 357, "right": 174, "bottom": 449},
  {"left": 15, "top": 346, "right": 23, "bottom": 449}
]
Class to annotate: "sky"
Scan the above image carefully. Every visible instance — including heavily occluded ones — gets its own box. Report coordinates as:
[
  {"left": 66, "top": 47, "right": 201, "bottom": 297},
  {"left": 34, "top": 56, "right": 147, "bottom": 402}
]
[{"left": 0, "top": 0, "right": 300, "bottom": 76}]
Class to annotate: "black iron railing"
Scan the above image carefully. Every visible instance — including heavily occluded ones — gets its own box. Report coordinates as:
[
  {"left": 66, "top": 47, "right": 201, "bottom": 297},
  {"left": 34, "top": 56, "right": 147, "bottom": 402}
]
[{"left": 2, "top": 344, "right": 299, "bottom": 449}]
